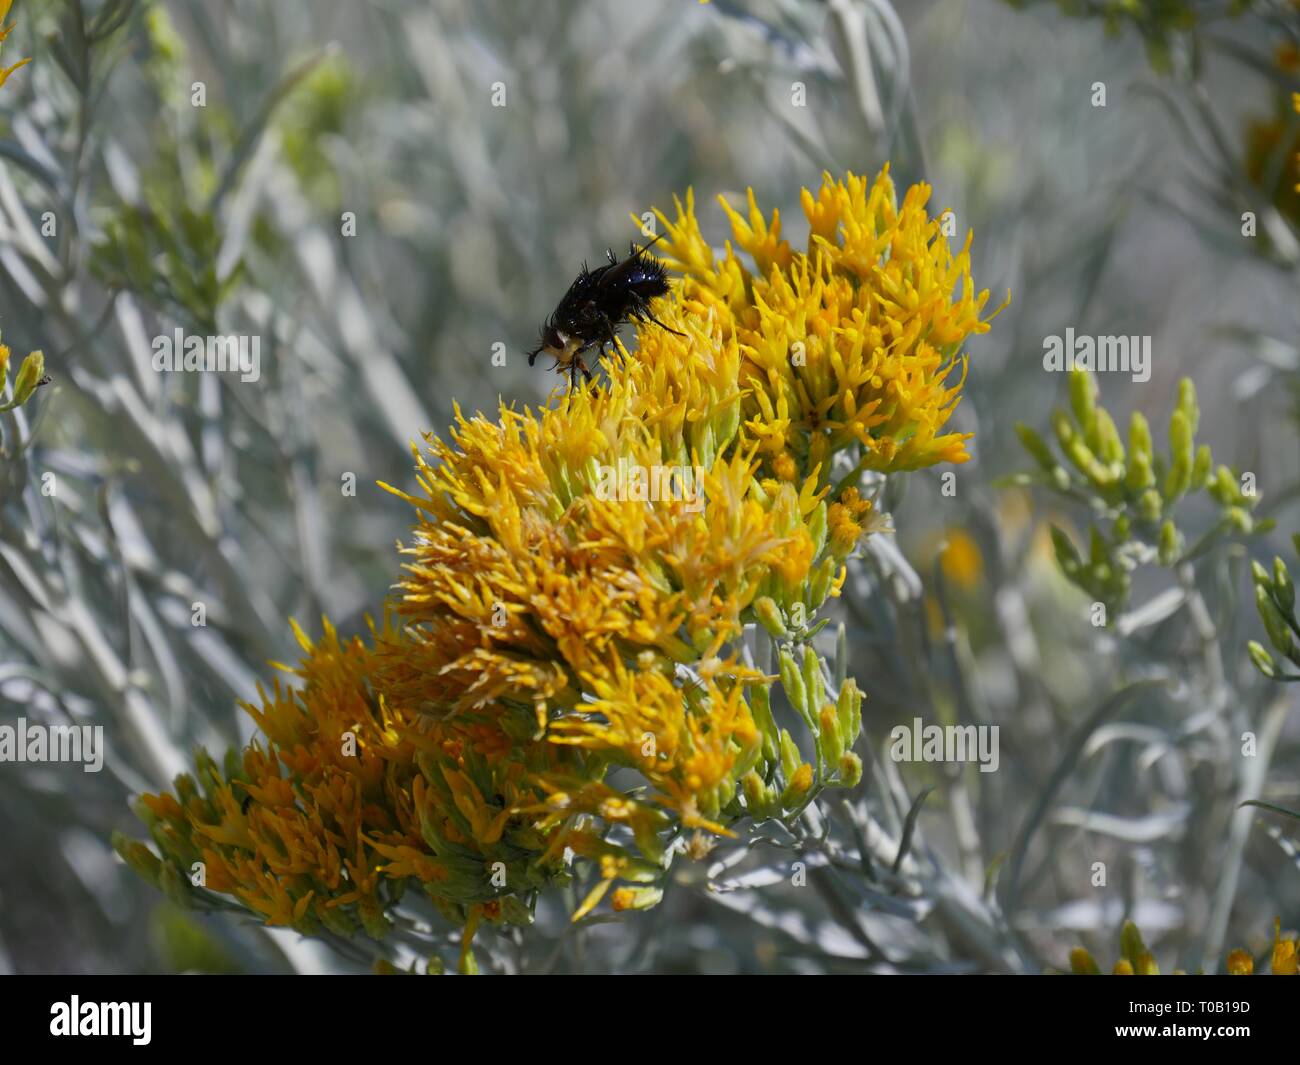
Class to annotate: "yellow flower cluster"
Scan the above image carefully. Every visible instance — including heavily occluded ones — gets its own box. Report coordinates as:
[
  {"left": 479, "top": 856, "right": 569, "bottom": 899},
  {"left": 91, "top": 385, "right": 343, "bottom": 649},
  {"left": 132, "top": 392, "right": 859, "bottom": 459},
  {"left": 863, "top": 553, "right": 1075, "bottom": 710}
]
[
  {"left": 120, "top": 169, "right": 997, "bottom": 955},
  {"left": 656, "top": 167, "right": 999, "bottom": 481},
  {"left": 1069, "top": 920, "right": 1299, "bottom": 975},
  {"left": 1244, "top": 45, "right": 1300, "bottom": 226},
  {"left": 0, "top": 0, "right": 30, "bottom": 91}
]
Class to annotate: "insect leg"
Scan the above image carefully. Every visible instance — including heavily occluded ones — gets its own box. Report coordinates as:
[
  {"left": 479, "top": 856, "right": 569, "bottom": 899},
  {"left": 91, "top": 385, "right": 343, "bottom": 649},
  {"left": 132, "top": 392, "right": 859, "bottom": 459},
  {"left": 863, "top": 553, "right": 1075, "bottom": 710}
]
[
  {"left": 645, "top": 310, "right": 686, "bottom": 339},
  {"left": 602, "top": 317, "right": 625, "bottom": 363}
]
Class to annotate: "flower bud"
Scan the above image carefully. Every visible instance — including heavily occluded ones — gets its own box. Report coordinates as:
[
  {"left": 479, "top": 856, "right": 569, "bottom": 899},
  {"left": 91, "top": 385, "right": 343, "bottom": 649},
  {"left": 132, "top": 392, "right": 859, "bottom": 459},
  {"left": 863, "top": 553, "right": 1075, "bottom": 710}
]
[
  {"left": 1256, "top": 586, "right": 1294, "bottom": 656},
  {"left": 1272, "top": 557, "right": 1295, "bottom": 614},
  {"left": 112, "top": 832, "right": 162, "bottom": 889},
  {"left": 778, "top": 728, "right": 801, "bottom": 782},
  {"left": 1163, "top": 410, "right": 1192, "bottom": 501},
  {"left": 778, "top": 649, "right": 808, "bottom": 721},
  {"left": 819, "top": 704, "right": 842, "bottom": 764},
  {"left": 1248, "top": 640, "right": 1278, "bottom": 679},
  {"left": 1015, "top": 422, "right": 1058, "bottom": 474},
  {"left": 1069, "top": 371, "right": 1096, "bottom": 436},
  {"left": 753, "top": 596, "right": 786, "bottom": 638},
  {"left": 780, "top": 762, "right": 814, "bottom": 807},
  {"left": 1157, "top": 519, "right": 1179, "bottom": 566},
  {"left": 1225, "top": 949, "right": 1253, "bottom": 976},
  {"left": 10, "top": 350, "right": 46, "bottom": 406}
]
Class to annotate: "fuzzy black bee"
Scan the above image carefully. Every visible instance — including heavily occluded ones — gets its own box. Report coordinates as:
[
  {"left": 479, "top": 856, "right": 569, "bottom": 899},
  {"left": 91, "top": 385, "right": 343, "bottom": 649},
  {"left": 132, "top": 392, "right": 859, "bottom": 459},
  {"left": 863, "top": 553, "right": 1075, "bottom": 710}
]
[{"left": 528, "top": 235, "right": 684, "bottom": 389}]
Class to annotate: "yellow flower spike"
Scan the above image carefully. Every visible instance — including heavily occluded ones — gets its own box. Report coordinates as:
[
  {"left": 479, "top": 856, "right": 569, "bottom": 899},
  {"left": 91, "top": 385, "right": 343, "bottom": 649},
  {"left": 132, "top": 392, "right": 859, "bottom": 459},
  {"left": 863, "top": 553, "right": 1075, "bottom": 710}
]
[
  {"left": 1226, "top": 949, "right": 1254, "bottom": 976},
  {"left": 127, "top": 168, "right": 997, "bottom": 930},
  {"left": 1272, "top": 919, "right": 1298, "bottom": 975}
]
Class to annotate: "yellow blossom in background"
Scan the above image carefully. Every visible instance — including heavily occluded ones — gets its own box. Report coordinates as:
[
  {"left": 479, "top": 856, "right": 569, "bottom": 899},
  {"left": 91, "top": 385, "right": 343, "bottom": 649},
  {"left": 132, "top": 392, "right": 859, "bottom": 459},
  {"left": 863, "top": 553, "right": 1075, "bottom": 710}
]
[
  {"left": 1272, "top": 919, "right": 1299, "bottom": 974},
  {"left": 1294, "top": 90, "right": 1300, "bottom": 194},
  {"left": 1068, "top": 920, "right": 1300, "bottom": 976},
  {"left": 122, "top": 169, "right": 998, "bottom": 952},
  {"left": 0, "top": 0, "right": 30, "bottom": 90},
  {"left": 938, "top": 527, "right": 985, "bottom": 590},
  {"left": 1244, "top": 48, "right": 1300, "bottom": 224}
]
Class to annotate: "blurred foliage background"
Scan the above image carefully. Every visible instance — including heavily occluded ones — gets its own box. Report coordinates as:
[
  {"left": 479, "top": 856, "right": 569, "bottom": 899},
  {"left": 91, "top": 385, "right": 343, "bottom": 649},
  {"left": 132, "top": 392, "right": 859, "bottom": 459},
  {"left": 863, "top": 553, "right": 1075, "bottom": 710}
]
[{"left": 0, "top": 0, "right": 1297, "bottom": 973}]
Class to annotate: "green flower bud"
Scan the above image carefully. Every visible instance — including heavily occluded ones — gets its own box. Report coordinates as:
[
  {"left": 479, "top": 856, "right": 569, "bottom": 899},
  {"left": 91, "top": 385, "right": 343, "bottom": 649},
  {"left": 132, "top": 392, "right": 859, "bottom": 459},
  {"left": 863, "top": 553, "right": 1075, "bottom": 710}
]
[
  {"left": 9, "top": 350, "right": 46, "bottom": 407},
  {"left": 1070, "top": 948, "right": 1101, "bottom": 975},
  {"left": 1015, "top": 422, "right": 1059, "bottom": 474},
  {"left": 1094, "top": 408, "right": 1125, "bottom": 467},
  {"left": 742, "top": 771, "right": 773, "bottom": 818},
  {"left": 750, "top": 683, "right": 779, "bottom": 766},
  {"left": 1127, "top": 409, "right": 1153, "bottom": 463},
  {"left": 836, "top": 676, "right": 863, "bottom": 746},
  {"left": 778, "top": 649, "right": 808, "bottom": 720},
  {"left": 159, "top": 861, "right": 192, "bottom": 910},
  {"left": 753, "top": 596, "right": 786, "bottom": 638},
  {"left": 1066, "top": 436, "right": 1114, "bottom": 487},
  {"left": 808, "top": 556, "right": 837, "bottom": 608},
  {"left": 1251, "top": 560, "right": 1272, "bottom": 589},
  {"left": 1120, "top": 920, "right": 1147, "bottom": 969},
  {"left": 1163, "top": 410, "right": 1192, "bottom": 502},
  {"left": 778, "top": 728, "right": 801, "bottom": 781},
  {"left": 1272, "top": 557, "right": 1294, "bottom": 614},
  {"left": 1050, "top": 526, "right": 1081, "bottom": 578},
  {"left": 819, "top": 703, "right": 843, "bottom": 764},
  {"left": 837, "top": 751, "right": 863, "bottom": 788},
  {"left": 1226, "top": 506, "right": 1253, "bottom": 535},
  {"left": 1209, "top": 466, "right": 1238, "bottom": 507},
  {"left": 1256, "top": 585, "right": 1295, "bottom": 656},
  {"left": 111, "top": 832, "right": 162, "bottom": 889},
  {"left": 1070, "top": 370, "right": 1097, "bottom": 433},
  {"left": 1138, "top": 488, "right": 1163, "bottom": 523},
  {"left": 1176, "top": 377, "right": 1199, "bottom": 437},
  {"left": 1191, "top": 444, "right": 1212, "bottom": 488},
  {"left": 1247, "top": 641, "right": 1277, "bottom": 679},
  {"left": 1157, "top": 519, "right": 1179, "bottom": 566},
  {"left": 807, "top": 501, "right": 828, "bottom": 558},
  {"left": 801, "top": 645, "right": 825, "bottom": 722}
]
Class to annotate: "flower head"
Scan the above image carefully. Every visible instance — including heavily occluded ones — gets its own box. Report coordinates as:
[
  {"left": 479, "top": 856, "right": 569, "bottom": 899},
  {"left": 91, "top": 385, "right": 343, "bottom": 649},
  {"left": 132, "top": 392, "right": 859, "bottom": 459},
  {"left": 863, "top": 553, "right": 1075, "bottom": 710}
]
[{"left": 125, "top": 169, "right": 998, "bottom": 940}]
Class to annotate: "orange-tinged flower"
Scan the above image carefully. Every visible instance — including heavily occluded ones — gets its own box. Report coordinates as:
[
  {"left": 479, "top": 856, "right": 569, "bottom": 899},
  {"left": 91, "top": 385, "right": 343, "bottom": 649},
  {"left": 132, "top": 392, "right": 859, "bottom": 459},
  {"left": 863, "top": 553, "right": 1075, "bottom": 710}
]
[{"left": 126, "top": 170, "right": 999, "bottom": 936}]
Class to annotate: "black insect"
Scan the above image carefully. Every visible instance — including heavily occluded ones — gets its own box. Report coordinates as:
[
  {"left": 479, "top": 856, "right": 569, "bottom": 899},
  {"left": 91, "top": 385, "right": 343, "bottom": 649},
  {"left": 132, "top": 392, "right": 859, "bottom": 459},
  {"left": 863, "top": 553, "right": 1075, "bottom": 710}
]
[{"left": 528, "top": 235, "right": 685, "bottom": 389}]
